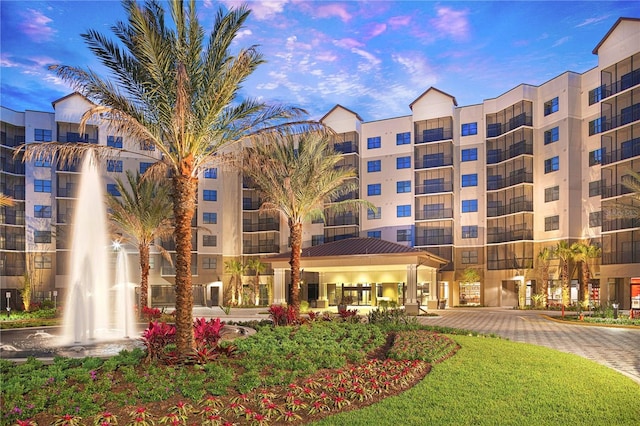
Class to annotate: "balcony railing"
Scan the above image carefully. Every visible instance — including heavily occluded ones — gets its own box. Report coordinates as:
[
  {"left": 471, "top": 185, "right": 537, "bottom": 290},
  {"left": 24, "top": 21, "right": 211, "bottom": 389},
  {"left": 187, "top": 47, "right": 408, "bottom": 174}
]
[
  {"left": 602, "top": 137, "right": 640, "bottom": 164},
  {"left": 56, "top": 186, "right": 77, "bottom": 198},
  {"left": 325, "top": 216, "right": 359, "bottom": 227},
  {"left": 487, "top": 201, "right": 533, "bottom": 217},
  {"left": 414, "top": 155, "right": 453, "bottom": 169},
  {"left": 602, "top": 249, "right": 640, "bottom": 265},
  {"left": 415, "top": 182, "right": 453, "bottom": 195},
  {"left": 601, "top": 217, "right": 640, "bottom": 232},
  {"left": 415, "top": 208, "right": 453, "bottom": 221},
  {"left": 1, "top": 187, "right": 25, "bottom": 200},
  {"left": 414, "top": 235, "right": 453, "bottom": 246},
  {"left": 487, "top": 142, "right": 533, "bottom": 164},
  {"left": 487, "top": 171, "right": 533, "bottom": 191},
  {"left": 487, "top": 229, "right": 533, "bottom": 244},
  {"left": 333, "top": 141, "right": 358, "bottom": 154},
  {"left": 0, "top": 161, "right": 25, "bottom": 174},
  {"left": 588, "top": 69, "right": 640, "bottom": 104},
  {"left": 242, "top": 199, "right": 262, "bottom": 210},
  {"left": 243, "top": 243, "right": 279, "bottom": 254},
  {"left": 488, "top": 257, "right": 533, "bottom": 270},
  {"left": 0, "top": 135, "right": 25, "bottom": 147},
  {"left": 415, "top": 128, "right": 453, "bottom": 144},
  {"left": 601, "top": 183, "right": 636, "bottom": 199},
  {"left": 243, "top": 222, "right": 279, "bottom": 232},
  {"left": 486, "top": 114, "right": 532, "bottom": 138},
  {"left": 601, "top": 104, "right": 640, "bottom": 132}
]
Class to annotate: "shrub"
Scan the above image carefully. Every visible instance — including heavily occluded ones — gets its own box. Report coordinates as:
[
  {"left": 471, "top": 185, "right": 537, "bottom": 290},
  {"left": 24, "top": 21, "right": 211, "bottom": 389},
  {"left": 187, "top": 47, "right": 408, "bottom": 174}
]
[
  {"left": 141, "top": 321, "right": 176, "bottom": 361},
  {"left": 268, "top": 304, "right": 300, "bottom": 326},
  {"left": 141, "top": 306, "right": 162, "bottom": 321}
]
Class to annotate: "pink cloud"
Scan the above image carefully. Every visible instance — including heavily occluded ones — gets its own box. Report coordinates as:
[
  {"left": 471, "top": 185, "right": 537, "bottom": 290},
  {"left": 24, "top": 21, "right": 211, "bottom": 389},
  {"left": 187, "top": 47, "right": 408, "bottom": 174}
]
[
  {"left": 430, "top": 6, "right": 470, "bottom": 41},
  {"left": 389, "top": 15, "right": 411, "bottom": 29},
  {"left": 333, "top": 38, "right": 363, "bottom": 49},
  {"left": 20, "top": 9, "right": 56, "bottom": 42},
  {"left": 365, "top": 23, "right": 387, "bottom": 39},
  {"left": 315, "top": 3, "right": 352, "bottom": 22}
]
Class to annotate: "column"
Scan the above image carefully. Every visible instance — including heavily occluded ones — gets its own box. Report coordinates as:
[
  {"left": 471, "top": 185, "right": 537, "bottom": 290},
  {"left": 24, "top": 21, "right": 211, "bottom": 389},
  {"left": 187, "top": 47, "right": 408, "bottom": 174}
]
[
  {"left": 317, "top": 272, "right": 328, "bottom": 308},
  {"left": 405, "top": 264, "right": 419, "bottom": 315},
  {"left": 273, "top": 268, "right": 287, "bottom": 305}
]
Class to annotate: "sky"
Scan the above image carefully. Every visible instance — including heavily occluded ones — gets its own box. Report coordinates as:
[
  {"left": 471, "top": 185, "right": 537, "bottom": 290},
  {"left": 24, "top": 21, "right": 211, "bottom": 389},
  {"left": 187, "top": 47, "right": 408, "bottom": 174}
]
[{"left": 1, "top": 1, "right": 639, "bottom": 122}]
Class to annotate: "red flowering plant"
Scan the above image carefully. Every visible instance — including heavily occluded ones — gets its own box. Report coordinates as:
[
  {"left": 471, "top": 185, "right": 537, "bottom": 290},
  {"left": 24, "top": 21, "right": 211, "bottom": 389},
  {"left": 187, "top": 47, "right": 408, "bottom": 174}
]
[
  {"left": 141, "top": 320, "right": 176, "bottom": 361},
  {"left": 268, "top": 304, "right": 300, "bottom": 326},
  {"left": 141, "top": 306, "right": 162, "bottom": 321}
]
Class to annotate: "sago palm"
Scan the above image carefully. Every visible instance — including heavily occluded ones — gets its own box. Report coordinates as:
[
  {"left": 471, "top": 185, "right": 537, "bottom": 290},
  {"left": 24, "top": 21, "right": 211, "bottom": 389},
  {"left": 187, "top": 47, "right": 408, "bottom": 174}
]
[
  {"left": 21, "top": 0, "right": 316, "bottom": 354},
  {"left": 106, "top": 170, "right": 173, "bottom": 314},
  {"left": 571, "top": 241, "right": 601, "bottom": 308},
  {"left": 243, "top": 130, "right": 371, "bottom": 309}
]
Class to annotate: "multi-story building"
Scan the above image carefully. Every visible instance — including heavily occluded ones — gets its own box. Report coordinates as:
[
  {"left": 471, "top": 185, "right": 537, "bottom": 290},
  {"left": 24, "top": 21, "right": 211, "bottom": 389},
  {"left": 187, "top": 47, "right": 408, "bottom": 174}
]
[{"left": 2, "top": 17, "right": 639, "bottom": 312}]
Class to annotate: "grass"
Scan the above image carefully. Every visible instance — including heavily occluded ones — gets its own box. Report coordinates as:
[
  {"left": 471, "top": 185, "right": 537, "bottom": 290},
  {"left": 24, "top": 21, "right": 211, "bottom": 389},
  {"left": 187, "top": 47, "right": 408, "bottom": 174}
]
[{"left": 312, "top": 335, "right": 640, "bottom": 425}]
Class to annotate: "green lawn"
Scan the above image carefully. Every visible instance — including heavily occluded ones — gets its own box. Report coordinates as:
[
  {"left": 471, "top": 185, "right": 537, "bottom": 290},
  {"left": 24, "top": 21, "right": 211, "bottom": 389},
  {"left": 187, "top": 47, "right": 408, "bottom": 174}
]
[{"left": 313, "top": 335, "right": 640, "bottom": 426}]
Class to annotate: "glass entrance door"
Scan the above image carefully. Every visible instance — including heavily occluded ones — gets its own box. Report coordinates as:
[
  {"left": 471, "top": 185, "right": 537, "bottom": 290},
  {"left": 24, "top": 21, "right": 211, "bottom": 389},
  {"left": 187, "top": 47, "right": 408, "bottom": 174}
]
[{"left": 341, "top": 286, "right": 372, "bottom": 306}]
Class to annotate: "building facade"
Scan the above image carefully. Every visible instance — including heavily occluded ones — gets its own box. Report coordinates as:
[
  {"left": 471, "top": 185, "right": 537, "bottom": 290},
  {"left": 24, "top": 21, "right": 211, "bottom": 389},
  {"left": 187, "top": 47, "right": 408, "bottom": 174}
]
[{"left": 2, "top": 17, "right": 639, "bottom": 311}]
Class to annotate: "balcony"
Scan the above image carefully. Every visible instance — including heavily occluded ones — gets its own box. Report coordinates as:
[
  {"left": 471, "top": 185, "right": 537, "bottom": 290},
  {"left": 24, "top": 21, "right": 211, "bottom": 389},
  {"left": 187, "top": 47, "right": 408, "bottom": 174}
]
[
  {"left": 602, "top": 249, "right": 640, "bottom": 265},
  {"left": 242, "top": 199, "right": 262, "bottom": 210},
  {"left": 487, "top": 200, "right": 533, "bottom": 217},
  {"left": 243, "top": 243, "right": 279, "bottom": 254},
  {"left": 486, "top": 142, "right": 533, "bottom": 164},
  {"left": 415, "top": 182, "right": 453, "bottom": 195},
  {"left": 415, "top": 128, "right": 453, "bottom": 144},
  {"left": 601, "top": 104, "right": 640, "bottom": 132},
  {"left": 487, "top": 170, "right": 533, "bottom": 191},
  {"left": 0, "top": 160, "right": 25, "bottom": 175},
  {"left": 589, "top": 68, "right": 640, "bottom": 104},
  {"left": 414, "top": 235, "right": 453, "bottom": 246},
  {"left": 57, "top": 186, "right": 77, "bottom": 198},
  {"left": 414, "top": 155, "right": 453, "bottom": 169},
  {"left": 487, "top": 229, "right": 533, "bottom": 244},
  {"left": 486, "top": 114, "right": 532, "bottom": 138},
  {"left": 415, "top": 208, "right": 453, "bottom": 221},
  {"left": 0, "top": 134, "right": 25, "bottom": 148},
  {"left": 601, "top": 183, "right": 636, "bottom": 199},
  {"left": 488, "top": 257, "right": 533, "bottom": 270},
  {"left": 325, "top": 215, "right": 359, "bottom": 227},
  {"left": 333, "top": 141, "right": 358, "bottom": 154},
  {"left": 1, "top": 187, "right": 25, "bottom": 200},
  {"left": 602, "top": 137, "right": 640, "bottom": 164},
  {"left": 243, "top": 222, "right": 279, "bottom": 232},
  {"left": 601, "top": 217, "right": 640, "bottom": 232}
]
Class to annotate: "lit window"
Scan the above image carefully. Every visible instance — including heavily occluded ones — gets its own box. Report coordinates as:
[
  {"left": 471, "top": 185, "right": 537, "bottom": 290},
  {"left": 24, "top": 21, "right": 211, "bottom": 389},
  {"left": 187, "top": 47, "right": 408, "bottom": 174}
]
[
  {"left": 203, "top": 190, "right": 217, "bottom": 201},
  {"left": 544, "top": 156, "right": 559, "bottom": 173},
  {"left": 461, "top": 148, "right": 477, "bottom": 162},
  {"left": 461, "top": 122, "right": 477, "bottom": 136},
  {"left": 367, "top": 136, "right": 381, "bottom": 149},
  {"left": 367, "top": 184, "right": 381, "bottom": 196},
  {"left": 544, "top": 97, "right": 559, "bottom": 116},
  {"left": 544, "top": 127, "right": 559, "bottom": 145},
  {"left": 462, "top": 199, "right": 478, "bottom": 213},
  {"left": 396, "top": 132, "right": 411, "bottom": 145},
  {"left": 367, "top": 160, "right": 381, "bottom": 172},
  {"left": 461, "top": 225, "right": 478, "bottom": 238},
  {"left": 461, "top": 174, "right": 478, "bottom": 187},
  {"left": 396, "top": 156, "right": 411, "bottom": 169},
  {"left": 397, "top": 204, "right": 411, "bottom": 217},
  {"left": 396, "top": 180, "right": 411, "bottom": 193}
]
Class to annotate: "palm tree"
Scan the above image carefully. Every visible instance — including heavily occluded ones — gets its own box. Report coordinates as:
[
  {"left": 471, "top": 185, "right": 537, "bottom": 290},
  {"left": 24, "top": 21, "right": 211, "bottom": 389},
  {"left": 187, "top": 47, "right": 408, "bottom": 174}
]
[
  {"left": 571, "top": 241, "right": 601, "bottom": 308},
  {"left": 224, "top": 259, "right": 246, "bottom": 306},
  {"left": 536, "top": 247, "right": 553, "bottom": 308},
  {"left": 21, "top": 0, "right": 316, "bottom": 355},
  {"left": 246, "top": 258, "right": 267, "bottom": 306},
  {"left": 0, "top": 195, "right": 15, "bottom": 207},
  {"left": 553, "top": 241, "right": 575, "bottom": 307},
  {"left": 243, "top": 130, "right": 372, "bottom": 309},
  {"left": 106, "top": 170, "right": 173, "bottom": 315}
]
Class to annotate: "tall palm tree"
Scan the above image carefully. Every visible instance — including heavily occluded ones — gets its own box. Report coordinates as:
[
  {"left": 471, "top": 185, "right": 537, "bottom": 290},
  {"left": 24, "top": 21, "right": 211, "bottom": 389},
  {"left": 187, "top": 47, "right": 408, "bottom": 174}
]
[
  {"left": 553, "top": 241, "right": 575, "bottom": 307},
  {"left": 571, "top": 241, "right": 601, "bottom": 308},
  {"left": 21, "top": 0, "right": 316, "bottom": 355},
  {"left": 224, "top": 259, "right": 246, "bottom": 306},
  {"left": 536, "top": 247, "right": 552, "bottom": 308},
  {"left": 0, "top": 195, "right": 15, "bottom": 207},
  {"left": 243, "top": 130, "right": 372, "bottom": 309},
  {"left": 246, "top": 257, "right": 267, "bottom": 306},
  {"left": 106, "top": 170, "right": 173, "bottom": 314}
]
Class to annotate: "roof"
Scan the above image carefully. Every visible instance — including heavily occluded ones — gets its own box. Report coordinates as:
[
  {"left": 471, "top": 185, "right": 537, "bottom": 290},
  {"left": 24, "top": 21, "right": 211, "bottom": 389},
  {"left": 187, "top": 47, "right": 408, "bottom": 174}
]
[
  {"left": 51, "top": 92, "right": 93, "bottom": 109},
  {"left": 409, "top": 87, "right": 458, "bottom": 109},
  {"left": 320, "top": 104, "right": 364, "bottom": 123},
  {"left": 592, "top": 17, "right": 640, "bottom": 55}
]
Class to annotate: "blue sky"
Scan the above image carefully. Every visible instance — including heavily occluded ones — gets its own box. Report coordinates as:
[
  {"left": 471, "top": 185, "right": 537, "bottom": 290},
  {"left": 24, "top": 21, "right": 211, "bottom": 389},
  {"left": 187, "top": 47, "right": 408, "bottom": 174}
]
[{"left": 1, "top": 1, "right": 639, "bottom": 121}]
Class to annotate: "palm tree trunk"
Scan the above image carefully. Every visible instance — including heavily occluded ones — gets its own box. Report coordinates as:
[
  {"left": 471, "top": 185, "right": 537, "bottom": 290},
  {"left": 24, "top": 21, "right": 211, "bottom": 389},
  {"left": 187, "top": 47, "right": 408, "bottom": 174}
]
[
  {"left": 289, "top": 221, "right": 303, "bottom": 309},
  {"left": 561, "top": 263, "right": 570, "bottom": 307},
  {"left": 581, "top": 263, "right": 590, "bottom": 307},
  {"left": 254, "top": 274, "right": 260, "bottom": 306},
  {"left": 541, "top": 266, "right": 549, "bottom": 308},
  {"left": 138, "top": 242, "right": 150, "bottom": 316},
  {"left": 172, "top": 171, "right": 197, "bottom": 355}
]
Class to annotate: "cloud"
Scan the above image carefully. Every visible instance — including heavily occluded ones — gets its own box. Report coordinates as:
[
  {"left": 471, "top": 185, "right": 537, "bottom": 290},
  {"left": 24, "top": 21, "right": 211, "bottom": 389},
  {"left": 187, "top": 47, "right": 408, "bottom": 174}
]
[
  {"left": 235, "top": 29, "right": 253, "bottom": 40},
  {"left": 20, "top": 9, "right": 56, "bottom": 42},
  {"left": 365, "top": 23, "right": 387, "bottom": 39},
  {"left": 552, "top": 36, "right": 570, "bottom": 48},
  {"left": 333, "top": 38, "right": 363, "bottom": 49},
  {"left": 389, "top": 15, "right": 411, "bottom": 29},
  {"left": 315, "top": 3, "right": 352, "bottom": 22},
  {"left": 430, "top": 6, "right": 469, "bottom": 41},
  {"left": 218, "top": 0, "right": 289, "bottom": 20},
  {"left": 393, "top": 53, "right": 438, "bottom": 86},
  {"left": 0, "top": 53, "right": 19, "bottom": 68},
  {"left": 352, "top": 48, "right": 381, "bottom": 72},
  {"left": 315, "top": 51, "right": 338, "bottom": 62},
  {"left": 575, "top": 15, "right": 610, "bottom": 28}
]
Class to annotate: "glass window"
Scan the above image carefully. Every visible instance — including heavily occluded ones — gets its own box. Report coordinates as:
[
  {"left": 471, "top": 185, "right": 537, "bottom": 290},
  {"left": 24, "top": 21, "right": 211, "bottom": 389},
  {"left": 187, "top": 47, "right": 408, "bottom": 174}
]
[
  {"left": 34, "top": 230, "right": 51, "bottom": 244},
  {"left": 544, "top": 186, "right": 559, "bottom": 202},
  {"left": 367, "top": 136, "right": 381, "bottom": 149},
  {"left": 367, "top": 207, "right": 381, "bottom": 220},
  {"left": 367, "top": 231, "right": 381, "bottom": 239},
  {"left": 34, "top": 255, "right": 52, "bottom": 269},
  {"left": 589, "top": 117, "right": 603, "bottom": 136},
  {"left": 545, "top": 215, "right": 559, "bottom": 231},
  {"left": 396, "top": 156, "right": 411, "bottom": 169},
  {"left": 34, "top": 205, "right": 52, "bottom": 218},
  {"left": 462, "top": 199, "right": 478, "bottom": 213},
  {"left": 106, "top": 184, "right": 121, "bottom": 196},
  {"left": 461, "top": 250, "right": 478, "bottom": 264},
  {"left": 107, "top": 135, "right": 123, "bottom": 148},
  {"left": 544, "top": 127, "right": 559, "bottom": 144},
  {"left": 139, "top": 162, "right": 153, "bottom": 174},
  {"left": 461, "top": 174, "right": 478, "bottom": 187},
  {"left": 397, "top": 229, "right": 412, "bottom": 242},
  {"left": 397, "top": 204, "right": 411, "bottom": 217},
  {"left": 202, "top": 257, "right": 217, "bottom": 270},
  {"left": 589, "top": 180, "right": 601, "bottom": 197},
  {"left": 34, "top": 156, "right": 51, "bottom": 167},
  {"left": 367, "top": 160, "right": 381, "bottom": 173},
  {"left": 106, "top": 160, "right": 123, "bottom": 173},
  {"left": 544, "top": 97, "right": 559, "bottom": 116},
  {"left": 203, "top": 190, "right": 217, "bottom": 201},
  {"left": 396, "top": 132, "right": 411, "bottom": 145},
  {"left": 140, "top": 141, "right": 155, "bottom": 151},
  {"left": 589, "top": 148, "right": 603, "bottom": 166},
  {"left": 203, "top": 235, "right": 217, "bottom": 246},
  {"left": 589, "top": 211, "right": 602, "bottom": 228},
  {"left": 367, "top": 184, "right": 381, "bottom": 196},
  {"left": 461, "top": 225, "right": 478, "bottom": 238},
  {"left": 34, "top": 179, "right": 51, "bottom": 193},
  {"left": 396, "top": 180, "right": 411, "bottom": 193},
  {"left": 203, "top": 212, "right": 217, "bottom": 224},
  {"left": 34, "top": 129, "right": 52, "bottom": 142},
  {"left": 204, "top": 168, "right": 218, "bottom": 179},
  {"left": 311, "top": 235, "right": 324, "bottom": 246},
  {"left": 461, "top": 148, "right": 477, "bottom": 162},
  {"left": 544, "top": 156, "right": 559, "bottom": 173},
  {"left": 461, "top": 122, "right": 477, "bottom": 136}
]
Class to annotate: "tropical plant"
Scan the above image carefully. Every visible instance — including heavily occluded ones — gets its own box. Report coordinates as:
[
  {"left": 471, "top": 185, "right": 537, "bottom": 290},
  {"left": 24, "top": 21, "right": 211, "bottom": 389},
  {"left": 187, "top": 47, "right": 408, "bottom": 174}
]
[
  {"left": 571, "top": 240, "right": 601, "bottom": 308},
  {"left": 21, "top": 0, "right": 316, "bottom": 355},
  {"left": 224, "top": 259, "right": 246, "bottom": 306},
  {"left": 106, "top": 170, "right": 173, "bottom": 314},
  {"left": 553, "top": 241, "right": 575, "bottom": 307},
  {"left": 243, "top": 130, "right": 372, "bottom": 308},
  {"left": 536, "top": 247, "right": 553, "bottom": 308},
  {"left": 246, "top": 258, "right": 267, "bottom": 306},
  {"left": 0, "top": 194, "right": 15, "bottom": 207},
  {"left": 460, "top": 267, "right": 480, "bottom": 284}
]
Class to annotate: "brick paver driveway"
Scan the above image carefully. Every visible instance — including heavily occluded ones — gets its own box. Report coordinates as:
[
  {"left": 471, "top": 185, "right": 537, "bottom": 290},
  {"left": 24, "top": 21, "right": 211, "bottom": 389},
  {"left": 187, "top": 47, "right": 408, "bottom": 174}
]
[{"left": 419, "top": 308, "right": 640, "bottom": 385}]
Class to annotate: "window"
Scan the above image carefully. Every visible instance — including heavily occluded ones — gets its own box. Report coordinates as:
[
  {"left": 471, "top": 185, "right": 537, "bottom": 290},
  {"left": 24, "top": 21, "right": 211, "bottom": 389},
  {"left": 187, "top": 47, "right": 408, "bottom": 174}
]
[
  {"left": 367, "top": 207, "right": 381, "bottom": 220},
  {"left": 34, "top": 255, "right": 52, "bottom": 269},
  {"left": 203, "top": 212, "right": 217, "bottom": 224},
  {"left": 544, "top": 186, "right": 559, "bottom": 202},
  {"left": 34, "top": 129, "right": 52, "bottom": 142},
  {"left": 545, "top": 215, "right": 559, "bottom": 231},
  {"left": 396, "top": 180, "right": 411, "bottom": 193},
  {"left": 311, "top": 235, "right": 324, "bottom": 246},
  {"left": 367, "top": 184, "right": 381, "bottom": 196},
  {"left": 34, "top": 205, "right": 51, "bottom": 218},
  {"left": 107, "top": 135, "right": 123, "bottom": 148},
  {"left": 139, "top": 162, "right": 153, "bottom": 174},
  {"left": 396, "top": 156, "right": 411, "bottom": 169},
  {"left": 462, "top": 199, "right": 478, "bottom": 213},
  {"left": 461, "top": 174, "right": 478, "bottom": 187},
  {"left": 461, "top": 225, "right": 478, "bottom": 239},
  {"left": 106, "top": 184, "right": 121, "bottom": 196},
  {"left": 589, "top": 180, "right": 602, "bottom": 197},
  {"left": 589, "top": 117, "right": 603, "bottom": 135},
  {"left": 397, "top": 229, "right": 412, "bottom": 242},
  {"left": 396, "top": 132, "right": 411, "bottom": 145},
  {"left": 203, "top": 235, "right": 217, "bottom": 247},
  {"left": 367, "top": 231, "right": 381, "bottom": 239},
  {"left": 544, "top": 156, "right": 559, "bottom": 173},
  {"left": 397, "top": 204, "right": 411, "bottom": 217},
  {"left": 461, "top": 122, "right": 478, "bottom": 136},
  {"left": 34, "top": 179, "right": 51, "bottom": 193},
  {"left": 203, "top": 190, "right": 217, "bottom": 201},
  {"left": 204, "top": 168, "right": 218, "bottom": 179},
  {"left": 544, "top": 127, "right": 559, "bottom": 145},
  {"left": 589, "top": 211, "right": 602, "bottom": 228},
  {"left": 589, "top": 148, "right": 603, "bottom": 166},
  {"left": 544, "top": 97, "right": 559, "bottom": 116},
  {"left": 367, "top": 136, "right": 381, "bottom": 149},
  {"left": 140, "top": 141, "right": 155, "bottom": 151},
  {"left": 461, "top": 148, "right": 477, "bottom": 162},
  {"left": 202, "top": 257, "right": 217, "bottom": 270},
  {"left": 34, "top": 230, "right": 51, "bottom": 244},
  {"left": 106, "top": 160, "right": 123, "bottom": 173},
  {"left": 34, "top": 156, "right": 51, "bottom": 167},
  {"left": 461, "top": 250, "right": 478, "bottom": 264},
  {"left": 367, "top": 160, "right": 381, "bottom": 172}
]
